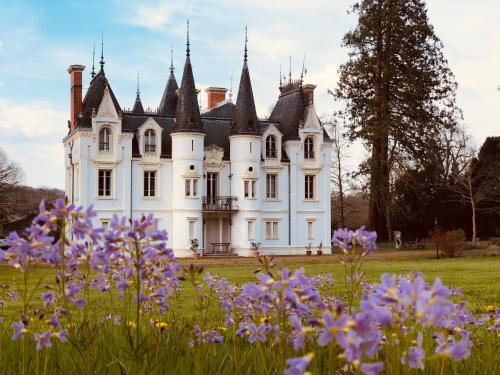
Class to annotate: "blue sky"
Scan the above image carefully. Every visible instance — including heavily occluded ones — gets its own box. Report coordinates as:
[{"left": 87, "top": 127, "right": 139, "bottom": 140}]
[{"left": 0, "top": 0, "right": 499, "bottom": 189}]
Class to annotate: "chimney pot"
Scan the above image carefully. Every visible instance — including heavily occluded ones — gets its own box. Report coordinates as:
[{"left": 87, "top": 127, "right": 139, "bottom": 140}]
[
  {"left": 205, "top": 87, "right": 228, "bottom": 109},
  {"left": 68, "top": 65, "right": 85, "bottom": 131}
]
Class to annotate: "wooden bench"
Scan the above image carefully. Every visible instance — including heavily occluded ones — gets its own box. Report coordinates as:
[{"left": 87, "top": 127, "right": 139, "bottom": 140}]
[{"left": 210, "top": 242, "right": 231, "bottom": 254}]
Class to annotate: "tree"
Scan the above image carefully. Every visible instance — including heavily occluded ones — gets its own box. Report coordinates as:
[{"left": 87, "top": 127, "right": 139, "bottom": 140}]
[
  {"left": 0, "top": 147, "right": 24, "bottom": 223},
  {"left": 449, "top": 137, "right": 500, "bottom": 243},
  {"left": 324, "top": 111, "right": 352, "bottom": 228},
  {"left": 335, "top": 0, "right": 460, "bottom": 240}
]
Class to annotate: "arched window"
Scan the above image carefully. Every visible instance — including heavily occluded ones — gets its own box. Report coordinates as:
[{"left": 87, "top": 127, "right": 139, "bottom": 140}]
[
  {"left": 99, "top": 127, "right": 111, "bottom": 151},
  {"left": 266, "top": 135, "right": 277, "bottom": 158},
  {"left": 144, "top": 129, "right": 156, "bottom": 153},
  {"left": 304, "top": 137, "right": 314, "bottom": 159}
]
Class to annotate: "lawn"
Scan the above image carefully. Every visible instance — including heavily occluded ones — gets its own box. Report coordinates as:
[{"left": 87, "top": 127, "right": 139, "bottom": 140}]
[{"left": 1, "top": 248, "right": 499, "bottom": 374}]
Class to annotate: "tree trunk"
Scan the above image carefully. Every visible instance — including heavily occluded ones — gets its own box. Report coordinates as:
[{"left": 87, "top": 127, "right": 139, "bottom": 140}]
[{"left": 468, "top": 173, "right": 477, "bottom": 244}]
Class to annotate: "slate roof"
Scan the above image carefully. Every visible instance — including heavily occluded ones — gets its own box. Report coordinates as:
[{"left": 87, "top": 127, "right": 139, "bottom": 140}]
[
  {"left": 269, "top": 82, "right": 307, "bottom": 140},
  {"left": 78, "top": 69, "right": 122, "bottom": 128},
  {"left": 158, "top": 70, "right": 178, "bottom": 115},
  {"left": 174, "top": 50, "right": 203, "bottom": 132},
  {"left": 132, "top": 92, "right": 145, "bottom": 114},
  {"left": 232, "top": 59, "right": 259, "bottom": 135},
  {"left": 203, "top": 101, "right": 235, "bottom": 118}
]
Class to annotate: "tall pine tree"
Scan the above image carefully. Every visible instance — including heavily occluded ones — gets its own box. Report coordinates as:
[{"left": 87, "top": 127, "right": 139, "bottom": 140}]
[{"left": 336, "top": 0, "right": 460, "bottom": 240}]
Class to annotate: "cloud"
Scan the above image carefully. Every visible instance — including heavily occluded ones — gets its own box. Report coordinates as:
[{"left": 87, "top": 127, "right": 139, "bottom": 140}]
[
  {"left": 0, "top": 99, "right": 67, "bottom": 141},
  {"left": 0, "top": 40, "right": 3, "bottom": 53},
  {"left": 116, "top": 0, "right": 173, "bottom": 31}
]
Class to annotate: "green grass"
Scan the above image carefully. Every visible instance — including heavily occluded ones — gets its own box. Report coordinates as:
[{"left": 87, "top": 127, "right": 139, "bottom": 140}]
[{"left": 0, "top": 253, "right": 499, "bottom": 374}]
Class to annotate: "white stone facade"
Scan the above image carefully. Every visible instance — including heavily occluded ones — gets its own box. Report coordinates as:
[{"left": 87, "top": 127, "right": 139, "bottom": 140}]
[{"left": 64, "top": 85, "right": 332, "bottom": 258}]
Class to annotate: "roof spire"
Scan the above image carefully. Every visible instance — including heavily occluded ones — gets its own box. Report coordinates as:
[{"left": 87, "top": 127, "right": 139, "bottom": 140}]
[
  {"left": 90, "top": 44, "right": 96, "bottom": 78},
  {"left": 133, "top": 70, "right": 145, "bottom": 114},
  {"left": 170, "top": 44, "right": 174, "bottom": 73},
  {"left": 100, "top": 32, "right": 105, "bottom": 72},
  {"left": 244, "top": 26, "right": 248, "bottom": 62},
  {"left": 288, "top": 55, "right": 292, "bottom": 84},
  {"left": 174, "top": 22, "right": 203, "bottom": 132},
  {"left": 186, "top": 20, "right": 190, "bottom": 58},
  {"left": 232, "top": 27, "right": 259, "bottom": 135}
]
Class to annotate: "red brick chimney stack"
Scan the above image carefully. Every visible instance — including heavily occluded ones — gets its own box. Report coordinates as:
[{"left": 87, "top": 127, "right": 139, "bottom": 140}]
[
  {"left": 205, "top": 87, "right": 228, "bottom": 109},
  {"left": 67, "top": 65, "right": 85, "bottom": 130},
  {"left": 302, "top": 84, "right": 316, "bottom": 105}
]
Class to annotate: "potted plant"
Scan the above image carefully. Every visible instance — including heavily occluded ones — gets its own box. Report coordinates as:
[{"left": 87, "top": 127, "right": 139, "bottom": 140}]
[
  {"left": 250, "top": 242, "right": 261, "bottom": 258},
  {"left": 305, "top": 242, "right": 312, "bottom": 256},
  {"left": 190, "top": 238, "right": 201, "bottom": 259},
  {"left": 317, "top": 241, "right": 323, "bottom": 256}
]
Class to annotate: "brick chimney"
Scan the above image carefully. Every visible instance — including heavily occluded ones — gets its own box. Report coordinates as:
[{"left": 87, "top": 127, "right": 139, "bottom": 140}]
[
  {"left": 67, "top": 65, "right": 85, "bottom": 130},
  {"left": 205, "top": 87, "right": 228, "bottom": 109},
  {"left": 302, "top": 84, "right": 316, "bottom": 105}
]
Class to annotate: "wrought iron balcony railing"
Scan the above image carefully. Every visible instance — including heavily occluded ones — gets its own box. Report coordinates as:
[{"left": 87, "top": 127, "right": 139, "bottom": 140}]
[{"left": 202, "top": 196, "right": 238, "bottom": 212}]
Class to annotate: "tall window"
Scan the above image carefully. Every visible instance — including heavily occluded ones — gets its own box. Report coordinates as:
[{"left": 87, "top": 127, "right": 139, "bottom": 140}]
[
  {"left": 102, "top": 221, "right": 110, "bottom": 232},
  {"left": 265, "top": 221, "right": 279, "bottom": 240},
  {"left": 98, "top": 169, "right": 112, "bottom": 197},
  {"left": 144, "top": 129, "right": 156, "bottom": 153},
  {"left": 304, "top": 137, "right": 314, "bottom": 159},
  {"left": 244, "top": 180, "right": 256, "bottom": 199},
  {"left": 266, "top": 174, "right": 277, "bottom": 199},
  {"left": 99, "top": 128, "right": 111, "bottom": 151},
  {"left": 185, "top": 178, "right": 199, "bottom": 197},
  {"left": 144, "top": 171, "right": 156, "bottom": 197},
  {"left": 206, "top": 173, "right": 218, "bottom": 197},
  {"left": 305, "top": 175, "right": 315, "bottom": 199},
  {"left": 266, "top": 135, "right": 277, "bottom": 158}
]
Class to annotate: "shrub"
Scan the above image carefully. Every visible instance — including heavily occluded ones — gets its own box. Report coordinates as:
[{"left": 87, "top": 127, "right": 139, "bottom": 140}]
[{"left": 441, "top": 229, "right": 466, "bottom": 258}]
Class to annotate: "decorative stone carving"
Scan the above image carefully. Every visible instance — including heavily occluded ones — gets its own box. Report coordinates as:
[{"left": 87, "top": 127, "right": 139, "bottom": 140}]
[{"left": 204, "top": 144, "right": 224, "bottom": 168}]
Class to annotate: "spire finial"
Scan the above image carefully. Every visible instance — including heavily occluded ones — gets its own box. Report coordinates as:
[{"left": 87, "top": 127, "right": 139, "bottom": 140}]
[
  {"left": 279, "top": 62, "right": 282, "bottom": 87},
  {"left": 186, "top": 20, "right": 190, "bottom": 57},
  {"left": 100, "top": 32, "right": 105, "bottom": 71},
  {"left": 91, "top": 43, "right": 96, "bottom": 78},
  {"left": 300, "top": 52, "right": 306, "bottom": 86},
  {"left": 244, "top": 26, "right": 248, "bottom": 62},
  {"left": 288, "top": 56, "right": 292, "bottom": 84},
  {"left": 136, "top": 71, "right": 140, "bottom": 96},
  {"left": 170, "top": 44, "right": 174, "bottom": 73}
]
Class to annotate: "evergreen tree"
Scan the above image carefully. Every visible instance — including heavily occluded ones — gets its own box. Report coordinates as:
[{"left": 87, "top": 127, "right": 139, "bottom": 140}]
[{"left": 335, "top": 0, "right": 460, "bottom": 239}]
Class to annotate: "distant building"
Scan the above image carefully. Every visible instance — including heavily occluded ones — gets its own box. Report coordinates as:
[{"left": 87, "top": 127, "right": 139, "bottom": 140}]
[{"left": 63, "top": 29, "right": 332, "bottom": 257}]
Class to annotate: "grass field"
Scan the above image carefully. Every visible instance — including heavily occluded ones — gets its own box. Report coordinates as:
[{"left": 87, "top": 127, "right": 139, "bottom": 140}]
[{"left": 0, "top": 248, "right": 499, "bottom": 374}]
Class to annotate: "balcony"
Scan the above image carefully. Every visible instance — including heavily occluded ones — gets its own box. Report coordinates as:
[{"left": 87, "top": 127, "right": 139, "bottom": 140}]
[{"left": 202, "top": 196, "right": 238, "bottom": 212}]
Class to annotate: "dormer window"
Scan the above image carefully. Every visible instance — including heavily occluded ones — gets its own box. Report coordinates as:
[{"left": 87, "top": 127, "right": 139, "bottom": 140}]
[
  {"left": 99, "top": 128, "right": 111, "bottom": 151},
  {"left": 266, "top": 135, "right": 277, "bottom": 158},
  {"left": 144, "top": 129, "right": 156, "bottom": 154},
  {"left": 304, "top": 137, "right": 315, "bottom": 159}
]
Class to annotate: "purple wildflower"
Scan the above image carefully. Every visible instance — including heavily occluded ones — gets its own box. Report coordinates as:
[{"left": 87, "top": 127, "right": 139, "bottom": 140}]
[
  {"left": 34, "top": 330, "right": 52, "bottom": 350},
  {"left": 11, "top": 321, "right": 28, "bottom": 340},
  {"left": 317, "top": 311, "right": 348, "bottom": 347},
  {"left": 285, "top": 353, "right": 313, "bottom": 375},
  {"left": 361, "top": 362, "right": 384, "bottom": 375}
]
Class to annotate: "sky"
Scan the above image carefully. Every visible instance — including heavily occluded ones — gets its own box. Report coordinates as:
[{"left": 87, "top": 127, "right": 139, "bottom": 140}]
[{"left": 0, "top": 0, "right": 499, "bottom": 189}]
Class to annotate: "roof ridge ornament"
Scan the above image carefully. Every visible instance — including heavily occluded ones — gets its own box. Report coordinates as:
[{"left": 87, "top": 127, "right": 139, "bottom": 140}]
[
  {"left": 170, "top": 44, "right": 174, "bottom": 73},
  {"left": 91, "top": 43, "right": 96, "bottom": 79},
  {"left": 186, "top": 20, "right": 190, "bottom": 58},
  {"left": 100, "top": 32, "right": 105, "bottom": 73},
  {"left": 244, "top": 25, "right": 248, "bottom": 63}
]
